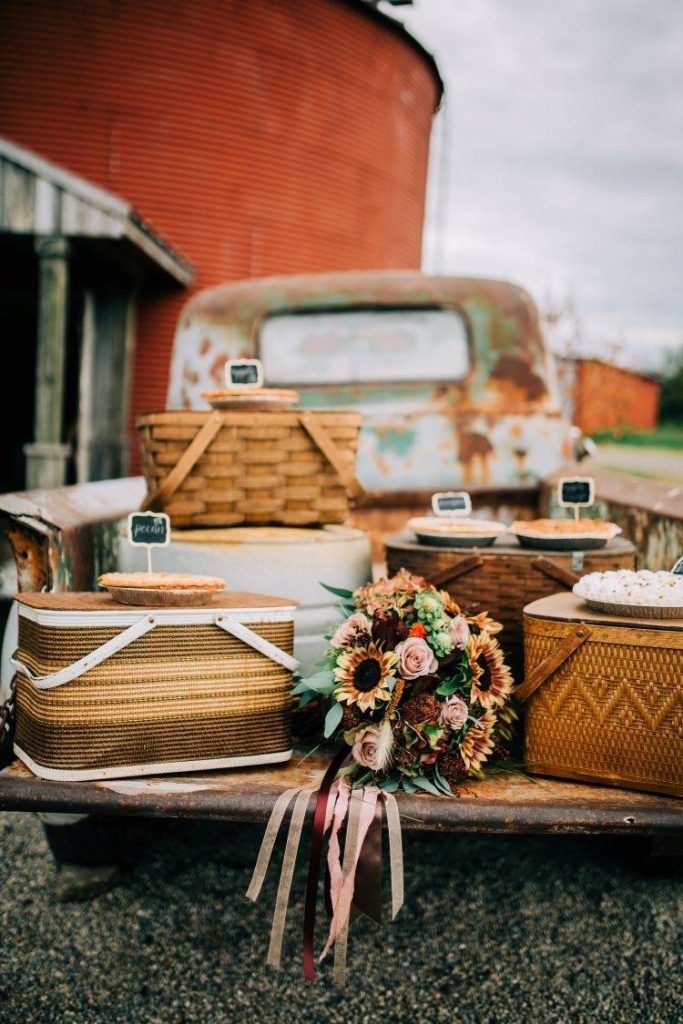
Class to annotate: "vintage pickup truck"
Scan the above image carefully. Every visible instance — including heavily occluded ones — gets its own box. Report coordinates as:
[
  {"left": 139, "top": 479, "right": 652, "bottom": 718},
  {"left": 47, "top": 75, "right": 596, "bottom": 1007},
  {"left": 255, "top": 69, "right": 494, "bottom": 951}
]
[
  {"left": 169, "top": 271, "right": 574, "bottom": 536},
  {"left": 1, "top": 272, "right": 681, "bottom": 849}
]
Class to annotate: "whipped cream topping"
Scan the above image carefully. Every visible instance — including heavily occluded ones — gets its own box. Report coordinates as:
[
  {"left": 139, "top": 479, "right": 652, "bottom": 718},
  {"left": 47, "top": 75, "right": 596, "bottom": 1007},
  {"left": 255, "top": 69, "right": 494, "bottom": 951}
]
[{"left": 574, "top": 569, "right": 683, "bottom": 608}]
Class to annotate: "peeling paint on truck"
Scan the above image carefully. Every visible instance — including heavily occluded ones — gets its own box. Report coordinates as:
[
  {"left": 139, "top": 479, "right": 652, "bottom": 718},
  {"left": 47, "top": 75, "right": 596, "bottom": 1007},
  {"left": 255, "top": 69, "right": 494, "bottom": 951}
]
[{"left": 169, "top": 271, "right": 572, "bottom": 494}]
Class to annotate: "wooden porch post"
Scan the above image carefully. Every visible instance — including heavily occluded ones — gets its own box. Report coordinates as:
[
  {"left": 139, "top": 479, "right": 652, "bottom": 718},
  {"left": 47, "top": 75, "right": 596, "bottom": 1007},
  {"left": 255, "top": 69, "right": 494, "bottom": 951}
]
[{"left": 24, "top": 235, "right": 72, "bottom": 489}]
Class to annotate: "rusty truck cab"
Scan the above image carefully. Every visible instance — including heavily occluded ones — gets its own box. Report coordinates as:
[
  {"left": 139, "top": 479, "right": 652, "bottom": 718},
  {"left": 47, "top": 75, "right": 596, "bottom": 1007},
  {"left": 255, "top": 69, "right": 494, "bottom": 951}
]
[{"left": 169, "top": 271, "right": 572, "bottom": 531}]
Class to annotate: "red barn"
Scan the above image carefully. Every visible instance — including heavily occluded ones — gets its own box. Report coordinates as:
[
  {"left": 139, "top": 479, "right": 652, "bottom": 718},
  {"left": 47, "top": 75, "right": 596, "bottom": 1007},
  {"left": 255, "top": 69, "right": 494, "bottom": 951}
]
[
  {"left": 0, "top": 0, "right": 441, "bottom": 486},
  {"left": 557, "top": 357, "right": 660, "bottom": 435}
]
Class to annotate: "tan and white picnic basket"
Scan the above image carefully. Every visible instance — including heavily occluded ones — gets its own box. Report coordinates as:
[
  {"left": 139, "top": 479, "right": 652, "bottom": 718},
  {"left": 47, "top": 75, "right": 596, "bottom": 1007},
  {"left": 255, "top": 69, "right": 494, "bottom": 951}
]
[
  {"left": 520, "top": 591, "right": 683, "bottom": 797},
  {"left": 137, "top": 409, "right": 363, "bottom": 528},
  {"left": 11, "top": 591, "right": 299, "bottom": 781}
]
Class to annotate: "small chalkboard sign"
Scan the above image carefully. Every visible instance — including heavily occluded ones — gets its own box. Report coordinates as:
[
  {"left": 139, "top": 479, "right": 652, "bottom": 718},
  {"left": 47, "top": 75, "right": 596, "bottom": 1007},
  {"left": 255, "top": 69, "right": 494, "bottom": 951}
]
[
  {"left": 431, "top": 491, "right": 472, "bottom": 517},
  {"left": 128, "top": 512, "right": 170, "bottom": 547},
  {"left": 557, "top": 476, "right": 595, "bottom": 509},
  {"left": 127, "top": 512, "right": 170, "bottom": 571},
  {"left": 672, "top": 555, "right": 683, "bottom": 576},
  {"left": 225, "top": 358, "right": 263, "bottom": 389}
]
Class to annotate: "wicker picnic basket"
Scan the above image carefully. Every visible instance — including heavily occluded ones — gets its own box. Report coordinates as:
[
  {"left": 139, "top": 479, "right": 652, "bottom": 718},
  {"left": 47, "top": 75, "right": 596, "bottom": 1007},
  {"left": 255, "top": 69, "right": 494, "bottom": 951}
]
[
  {"left": 11, "top": 591, "right": 299, "bottom": 781},
  {"left": 137, "top": 409, "right": 363, "bottom": 528},
  {"left": 385, "top": 533, "right": 636, "bottom": 677},
  {"left": 520, "top": 591, "right": 683, "bottom": 797}
]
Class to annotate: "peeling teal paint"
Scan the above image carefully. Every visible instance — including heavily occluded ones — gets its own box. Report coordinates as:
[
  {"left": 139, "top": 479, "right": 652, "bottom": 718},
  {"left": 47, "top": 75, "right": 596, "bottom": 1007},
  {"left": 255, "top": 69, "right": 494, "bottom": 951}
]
[
  {"left": 170, "top": 272, "right": 571, "bottom": 492},
  {"left": 374, "top": 426, "right": 418, "bottom": 457}
]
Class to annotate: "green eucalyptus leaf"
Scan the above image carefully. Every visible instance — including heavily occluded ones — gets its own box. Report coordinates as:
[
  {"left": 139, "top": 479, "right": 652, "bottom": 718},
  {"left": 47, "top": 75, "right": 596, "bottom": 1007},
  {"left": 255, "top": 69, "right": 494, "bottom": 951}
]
[
  {"left": 294, "top": 671, "right": 335, "bottom": 696},
  {"left": 433, "top": 762, "right": 452, "bottom": 794},
  {"left": 413, "top": 776, "right": 442, "bottom": 796},
  {"left": 378, "top": 777, "right": 400, "bottom": 793},
  {"left": 321, "top": 583, "right": 355, "bottom": 600},
  {"left": 323, "top": 701, "right": 344, "bottom": 738},
  {"left": 354, "top": 770, "right": 375, "bottom": 787},
  {"left": 436, "top": 761, "right": 450, "bottom": 790},
  {"left": 401, "top": 779, "right": 417, "bottom": 794}
]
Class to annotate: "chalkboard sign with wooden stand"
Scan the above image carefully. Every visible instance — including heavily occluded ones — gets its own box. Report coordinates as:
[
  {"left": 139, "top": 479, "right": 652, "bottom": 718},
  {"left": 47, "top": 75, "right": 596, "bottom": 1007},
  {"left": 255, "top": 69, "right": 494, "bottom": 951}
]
[
  {"left": 127, "top": 512, "right": 170, "bottom": 572},
  {"left": 557, "top": 476, "right": 595, "bottom": 520},
  {"left": 431, "top": 491, "right": 472, "bottom": 517},
  {"left": 225, "top": 359, "right": 264, "bottom": 389}
]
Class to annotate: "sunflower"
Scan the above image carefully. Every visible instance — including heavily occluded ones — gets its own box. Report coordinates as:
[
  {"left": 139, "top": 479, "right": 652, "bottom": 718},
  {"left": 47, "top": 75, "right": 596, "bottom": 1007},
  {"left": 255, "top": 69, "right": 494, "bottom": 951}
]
[
  {"left": 495, "top": 701, "right": 518, "bottom": 743},
  {"left": 468, "top": 632, "right": 514, "bottom": 709},
  {"left": 438, "top": 590, "right": 462, "bottom": 616},
  {"left": 467, "top": 610, "right": 503, "bottom": 636},
  {"left": 459, "top": 712, "right": 496, "bottom": 772},
  {"left": 334, "top": 643, "right": 398, "bottom": 712}
]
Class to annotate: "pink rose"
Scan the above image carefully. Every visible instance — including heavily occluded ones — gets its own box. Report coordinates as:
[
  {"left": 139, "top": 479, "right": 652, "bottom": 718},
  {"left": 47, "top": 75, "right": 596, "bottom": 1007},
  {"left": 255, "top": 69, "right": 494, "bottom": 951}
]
[
  {"left": 351, "top": 724, "right": 392, "bottom": 771},
  {"left": 449, "top": 615, "right": 471, "bottom": 649},
  {"left": 394, "top": 636, "right": 438, "bottom": 680},
  {"left": 440, "top": 695, "right": 469, "bottom": 730},
  {"left": 331, "top": 612, "right": 372, "bottom": 649}
]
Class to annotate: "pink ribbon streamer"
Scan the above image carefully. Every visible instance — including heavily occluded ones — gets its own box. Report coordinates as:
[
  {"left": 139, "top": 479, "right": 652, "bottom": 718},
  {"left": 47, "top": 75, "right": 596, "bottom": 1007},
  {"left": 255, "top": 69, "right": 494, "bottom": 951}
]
[
  {"left": 246, "top": 772, "right": 404, "bottom": 987},
  {"left": 321, "top": 784, "right": 380, "bottom": 962}
]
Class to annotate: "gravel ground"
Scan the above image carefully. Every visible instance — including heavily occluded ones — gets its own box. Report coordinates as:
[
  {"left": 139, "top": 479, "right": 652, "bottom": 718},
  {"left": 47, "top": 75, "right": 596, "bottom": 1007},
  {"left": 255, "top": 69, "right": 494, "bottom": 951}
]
[{"left": 0, "top": 813, "right": 681, "bottom": 1024}]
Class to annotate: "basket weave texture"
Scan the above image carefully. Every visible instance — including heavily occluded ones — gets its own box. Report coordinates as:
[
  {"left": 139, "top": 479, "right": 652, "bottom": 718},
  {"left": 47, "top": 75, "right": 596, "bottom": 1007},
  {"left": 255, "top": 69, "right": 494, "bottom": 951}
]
[
  {"left": 14, "top": 602, "right": 295, "bottom": 774},
  {"left": 522, "top": 594, "right": 683, "bottom": 797},
  {"left": 385, "top": 534, "right": 636, "bottom": 677},
  {"left": 137, "top": 410, "right": 362, "bottom": 528}
]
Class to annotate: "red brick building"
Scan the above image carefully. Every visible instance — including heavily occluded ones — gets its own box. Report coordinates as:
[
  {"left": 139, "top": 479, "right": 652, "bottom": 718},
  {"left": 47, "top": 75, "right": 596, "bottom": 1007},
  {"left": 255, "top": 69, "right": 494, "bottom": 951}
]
[
  {"left": 557, "top": 357, "right": 660, "bottom": 435},
  {"left": 0, "top": 0, "right": 441, "bottom": 485}
]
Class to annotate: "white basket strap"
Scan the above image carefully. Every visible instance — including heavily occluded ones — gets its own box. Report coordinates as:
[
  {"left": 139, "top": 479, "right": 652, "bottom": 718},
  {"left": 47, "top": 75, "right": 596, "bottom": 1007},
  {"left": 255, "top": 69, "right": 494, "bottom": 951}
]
[
  {"left": 213, "top": 613, "right": 300, "bottom": 673},
  {"left": 11, "top": 615, "right": 158, "bottom": 690}
]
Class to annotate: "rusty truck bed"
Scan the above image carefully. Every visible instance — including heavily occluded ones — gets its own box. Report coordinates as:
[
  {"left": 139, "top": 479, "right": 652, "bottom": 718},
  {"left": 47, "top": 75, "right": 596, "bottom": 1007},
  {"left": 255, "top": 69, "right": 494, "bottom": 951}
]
[{"left": 1, "top": 755, "right": 680, "bottom": 836}]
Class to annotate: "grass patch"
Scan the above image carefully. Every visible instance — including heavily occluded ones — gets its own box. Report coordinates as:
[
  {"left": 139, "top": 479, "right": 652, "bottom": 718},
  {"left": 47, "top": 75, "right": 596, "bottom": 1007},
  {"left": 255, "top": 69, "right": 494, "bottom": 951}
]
[{"left": 592, "top": 422, "right": 683, "bottom": 449}]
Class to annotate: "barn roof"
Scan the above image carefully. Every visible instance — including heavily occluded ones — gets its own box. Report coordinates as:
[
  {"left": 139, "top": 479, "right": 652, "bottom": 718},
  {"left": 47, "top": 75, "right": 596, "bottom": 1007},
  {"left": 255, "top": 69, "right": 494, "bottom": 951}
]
[{"left": 0, "top": 136, "right": 193, "bottom": 285}]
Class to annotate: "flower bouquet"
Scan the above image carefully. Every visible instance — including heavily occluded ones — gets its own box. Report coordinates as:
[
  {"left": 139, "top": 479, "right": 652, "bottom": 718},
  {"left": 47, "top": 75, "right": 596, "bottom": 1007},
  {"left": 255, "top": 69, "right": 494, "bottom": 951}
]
[
  {"left": 247, "top": 569, "right": 517, "bottom": 986},
  {"left": 296, "top": 568, "right": 516, "bottom": 792}
]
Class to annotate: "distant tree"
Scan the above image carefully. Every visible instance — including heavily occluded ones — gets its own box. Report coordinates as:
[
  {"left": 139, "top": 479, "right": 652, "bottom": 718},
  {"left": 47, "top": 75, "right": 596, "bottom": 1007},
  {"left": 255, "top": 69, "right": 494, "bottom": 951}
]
[{"left": 657, "top": 346, "right": 683, "bottom": 423}]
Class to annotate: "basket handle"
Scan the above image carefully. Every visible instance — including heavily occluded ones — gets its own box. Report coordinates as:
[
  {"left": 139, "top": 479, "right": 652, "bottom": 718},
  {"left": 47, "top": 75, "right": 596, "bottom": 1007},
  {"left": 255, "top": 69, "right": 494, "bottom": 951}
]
[
  {"left": 515, "top": 623, "right": 592, "bottom": 702},
  {"left": 11, "top": 611, "right": 299, "bottom": 692},
  {"left": 531, "top": 557, "right": 580, "bottom": 589},
  {"left": 298, "top": 412, "right": 364, "bottom": 499},
  {"left": 426, "top": 553, "right": 485, "bottom": 589},
  {"left": 213, "top": 613, "right": 300, "bottom": 673},
  {"left": 141, "top": 410, "right": 224, "bottom": 511},
  {"left": 11, "top": 615, "right": 159, "bottom": 689}
]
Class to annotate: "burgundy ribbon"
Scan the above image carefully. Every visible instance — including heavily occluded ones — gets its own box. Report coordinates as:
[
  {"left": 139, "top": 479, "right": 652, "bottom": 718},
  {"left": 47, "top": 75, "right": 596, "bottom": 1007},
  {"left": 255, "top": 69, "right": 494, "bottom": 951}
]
[{"left": 302, "top": 744, "right": 349, "bottom": 981}]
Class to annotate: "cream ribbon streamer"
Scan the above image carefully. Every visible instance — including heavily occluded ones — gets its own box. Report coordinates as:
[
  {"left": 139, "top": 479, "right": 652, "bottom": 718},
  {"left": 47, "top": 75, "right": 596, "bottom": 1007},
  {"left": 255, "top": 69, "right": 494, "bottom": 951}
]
[
  {"left": 245, "top": 786, "right": 301, "bottom": 903},
  {"left": 381, "top": 789, "right": 404, "bottom": 921},
  {"left": 246, "top": 779, "right": 405, "bottom": 985},
  {"left": 266, "top": 786, "right": 316, "bottom": 969}
]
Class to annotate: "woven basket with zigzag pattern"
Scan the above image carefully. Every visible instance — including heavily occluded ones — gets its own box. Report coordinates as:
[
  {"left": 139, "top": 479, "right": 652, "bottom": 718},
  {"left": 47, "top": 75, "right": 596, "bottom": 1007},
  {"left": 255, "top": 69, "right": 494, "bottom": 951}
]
[{"left": 521, "top": 591, "right": 683, "bottom": 798}]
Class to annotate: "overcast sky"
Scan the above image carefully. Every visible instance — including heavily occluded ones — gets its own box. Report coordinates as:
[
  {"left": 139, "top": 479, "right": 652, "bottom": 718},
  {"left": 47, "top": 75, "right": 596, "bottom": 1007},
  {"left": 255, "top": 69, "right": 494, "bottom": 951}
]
[{"left": 398, "top": 0, "right": 683, "bottom": 371}]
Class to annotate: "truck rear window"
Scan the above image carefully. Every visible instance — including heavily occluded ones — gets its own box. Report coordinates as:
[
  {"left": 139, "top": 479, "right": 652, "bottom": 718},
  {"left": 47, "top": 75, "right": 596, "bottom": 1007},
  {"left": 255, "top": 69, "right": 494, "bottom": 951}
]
[{"left": 258, "top": 308, "right": 469, "bottom": 385}]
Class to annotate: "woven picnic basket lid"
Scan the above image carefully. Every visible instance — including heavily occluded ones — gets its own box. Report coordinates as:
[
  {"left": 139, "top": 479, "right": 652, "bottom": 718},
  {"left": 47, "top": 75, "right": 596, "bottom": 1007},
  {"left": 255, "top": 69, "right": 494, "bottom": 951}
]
[
  {"left": 15, "top": 591, "right": 297, "bottom": 613},
  {"left": 524, "top": 591, "right": 683, "bottom": 629}
]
